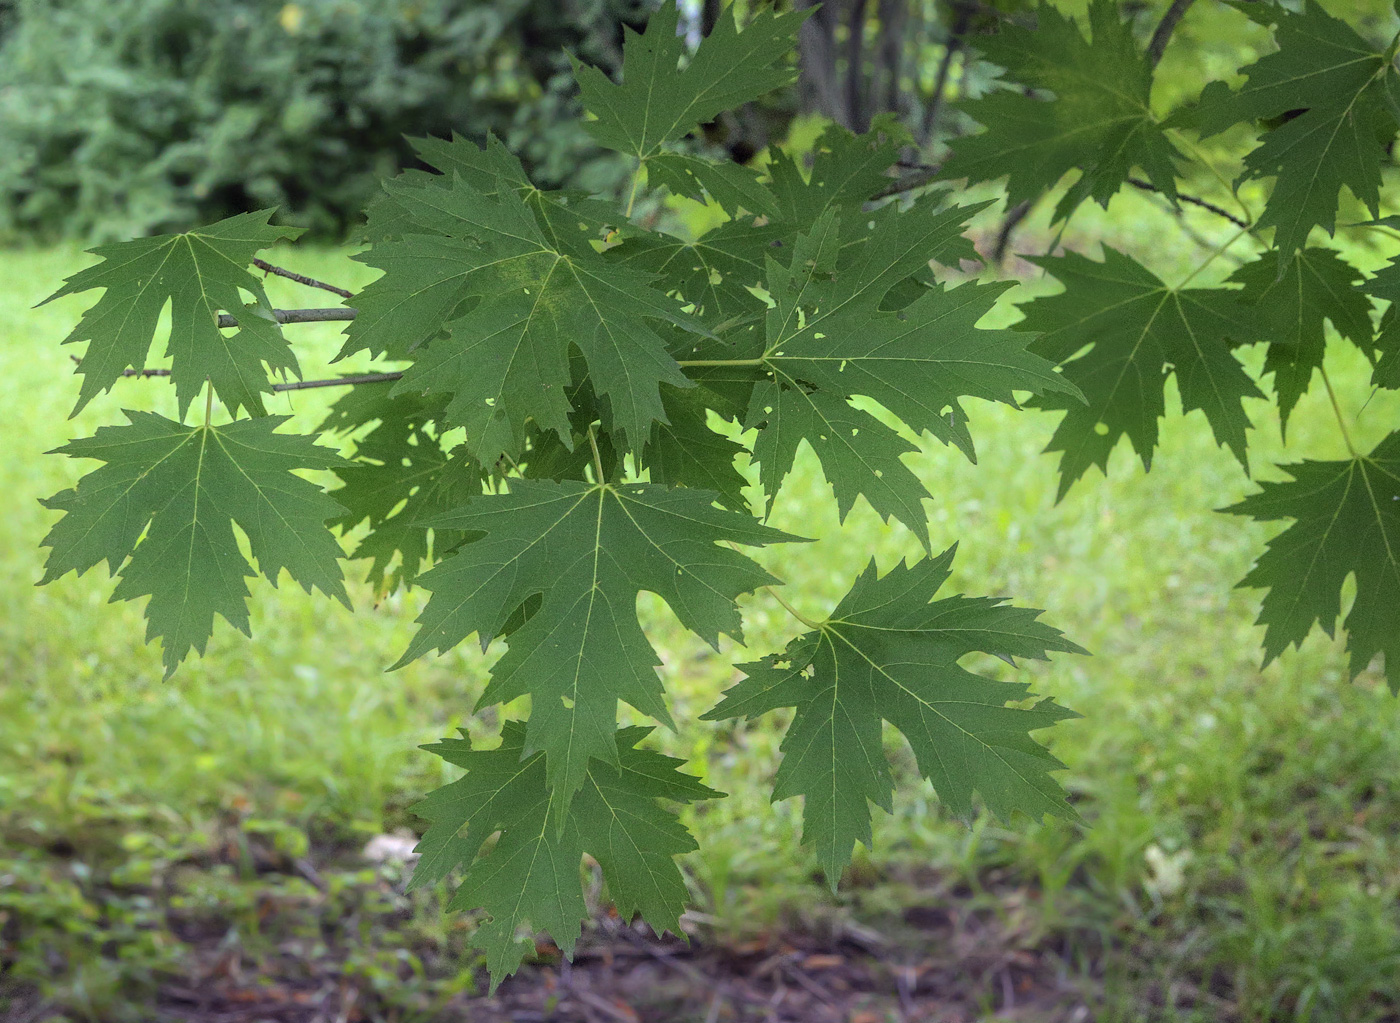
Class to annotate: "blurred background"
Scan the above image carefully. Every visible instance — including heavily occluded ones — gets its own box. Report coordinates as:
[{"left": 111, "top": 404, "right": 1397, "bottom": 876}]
[{"left": 3, "top": 1, "right": 1400, "bottom": 1021}]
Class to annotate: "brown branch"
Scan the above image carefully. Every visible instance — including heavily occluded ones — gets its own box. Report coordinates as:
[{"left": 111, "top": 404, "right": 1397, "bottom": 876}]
[
  {"left": 94, "top": 368, "right": 402, "bottom": 391},
  {"left": 1146, "top": 0, "right": 1195, "bottom": 67},
  {"left": 272, "top": 372, "right": 402, "bottom": 392},
  {"left": 252, "top": 258, "right": 355, "bottom": 300},
  {"left": 919, "top": 4, "right": 972, "bottom": 144},
  {"left": 1127, "top": 176, "right": 1248, "bottom": 228},
  {"left": 844, "top": 0, "right": 869, "bottom": 132},
  {"left": 871, "top": 164, "right": 943, "bottom": 199},
  {"left": 217, "top": 307, "right": 357, "bottom": 329},
  {"left": 992, "top": 199, "right": 1033, "bottom": 264}
]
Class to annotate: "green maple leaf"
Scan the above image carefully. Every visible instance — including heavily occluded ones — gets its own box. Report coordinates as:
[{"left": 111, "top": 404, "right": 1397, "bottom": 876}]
[
  {"left": 765, "top": 125, "right": 911, "bottom": 226},
  {"left": 1224, "top": 431, "right": 1400, "bottom": 691},
  {"left": 610, "top": 218, "right": 781, "bottom": 322},
  {"left": 642, "top": 384, "right": 751, "bottom": 511},
  {"left": 44, "top": 210, "right": 304, "bottom": 418},
  {"left": 319, "top": 388, "right": 481, "bottom": 595},
  {"left": 342, "top": 172, "right": 704, "bottom": 459},
  {"left": 1227, "top": 248, "right": 1374, "bottom": 437},
  {"left": 574, "top": 2, "right": 805, "bottom": 162},
  {"left": 409, "top": 721, "right": 720, "bottom": 988},
  {"left": 942, "top": 0, "right": 1181, "bottom": 223},
  {"left": 748, "top": 209, "right": 1078, "bottom": 540},
  {"left": 1015, "top": 247, "right": 1264, "bottom": 498},
  {"left": 646, "top": 153, "right": 778, "bottom": 218},
  {"left": 393, "top": 479, "right": 797, "bottom": 812},
  {"left": 40, "top": 413, "right": 351, "bottom": 676},
  {"left": 1181, "top": 1, "right": 1400, "bottom": 255},
  {"left": 703, "top": 546, "right": 1083, "bottom": 884}
]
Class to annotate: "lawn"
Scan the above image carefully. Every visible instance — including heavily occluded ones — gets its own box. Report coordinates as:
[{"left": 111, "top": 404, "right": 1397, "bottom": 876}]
[{"left": 2, "top": 220, "right": 1399, "bottom": 1022}]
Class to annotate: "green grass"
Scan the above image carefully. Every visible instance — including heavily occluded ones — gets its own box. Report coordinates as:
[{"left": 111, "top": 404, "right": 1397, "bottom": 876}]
[{"left": 2, "top": 234, "right": 1399, "bottom": 1022}]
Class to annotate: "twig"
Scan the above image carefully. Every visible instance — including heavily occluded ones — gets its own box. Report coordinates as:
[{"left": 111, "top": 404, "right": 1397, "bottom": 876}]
[
  {"left": 871, "top": 164, "right": 944, "bottom": 199},
  {"left": 1147, "top": 0, "right": 1196, "bottom": 67},
  {"left": 992, "top": 199, "right": 1033, "bottom": 264},
  {"left": 95, "top": 368, "right": 402, "bottom": 391},
  {"left": 919, "top": 3, "right": 972, "bottom": 144},
  {"left": 273, "top": 372, "right": 402, "bottom": 392},
  {"left": 217, "top": 307, "right": 357, "bottom": 329},
  {"left": 1126, "top": 176, "right": 1248, "bottom": 228},
  {"left": 252, "top": 258, "right": 355, "bottom": 300}
]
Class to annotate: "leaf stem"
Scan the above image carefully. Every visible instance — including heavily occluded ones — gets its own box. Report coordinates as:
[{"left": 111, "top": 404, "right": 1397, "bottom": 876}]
[
  {"left": 625, "top": 160, "right": 643, "bottom": 220},
  {"left": 1175, "top": 224, "right": 1251, "bottom": 290},
  {"left": 204, "top": 377, "right": 213, "bottom": 427},
  {"left": 676, "top": 358, "right": 768, "bottom": 368},
  {"left": 1165, "top": 127, "right": 1255, "bottom": 226},
  {"left": 1319, "top": 366, "right": 1357, "bottom": 457},
  {"left": 587, "top": 424, "right": 606, "bottom": 483},
  {"left": 723, "top": 540, "right": 822, "bottom": 630},
  {"left": 765, "top": 584, "right": 823, "bottom": 631}
]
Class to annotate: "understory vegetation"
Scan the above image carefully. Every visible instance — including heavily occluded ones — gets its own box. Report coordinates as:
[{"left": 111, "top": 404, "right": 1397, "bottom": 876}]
[{"left": 4, "top": 230, "right": 1398, "bottom": 1021}]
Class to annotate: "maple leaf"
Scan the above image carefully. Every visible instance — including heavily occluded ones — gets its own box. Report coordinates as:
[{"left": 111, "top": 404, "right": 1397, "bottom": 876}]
[
  {"left": 40, "top": 413, "right": 351, "bottom": 676},
  {"left": 942, "top": 0, "right": 1181, "bottom": 223},
  {"left": 642, "top": 384, "right": 751, "bottom": 511},
  {"left": 646, "top": 153, "right": 778, "bottom": 218},
  {"left": 704, "top": 546, "right": 1083, "bottom": 883},
  {"left": 342, "top": 171, "right": 704, "bottom": 459},
  {"left": 574, "top": 3, "right": 805, "bottom": 162},
  {"left": 318, "top": 388, "right": 481, "bottom": 595},
  {"left": 1180, "top": 1, "right": 1400, "bottom": 255},
  {"left": 747, "top": 209, "right": 1079, "bottom": 539},
  {"left": 1015, "top": 247, "right": 1264, "bottom": 498},
  {"left": 44, "top": 210, "right": 304, "bottom": 418},
  {"left": 409, "top": 721, "right": 720, "bottom": 987},
  {"left": 1224, "top": 432, "right": 1400, "bottom": 691},
  {"left": 1227, "top": 248, "right": 1374, "bottom": 437},
  {"left": 393, "top": 479, "right": 798, "bottom": 812}
]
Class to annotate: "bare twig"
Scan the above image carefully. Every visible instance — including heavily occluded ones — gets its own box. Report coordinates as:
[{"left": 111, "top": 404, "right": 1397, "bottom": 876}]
[
  {"left": 871, "top": 163, "right": 944, "bottom": 199},
  {"left": 1147, "top": 0, "right": 1196, "bottom": 67},
  {"left": 919, "top": 3, "right": 972, "bottom": 144},
  {"left": 95, "top": 367, "right": 402, "bottom": 391},
  {"left": 272, "top": 372, "right": 401, "bottom": 392},
  {"left": 217, "top": 307, "right": 357, "bottom": 329},
  {"left": 844, "top": 0, "right": 869, "bottom": 132},
  {"left": 992, "top": 199, "right": 1033, "bottom": 263},
  {"left": 252, "top": 258, "right": 355, "bottom": 300},
  {"left": 1126, "top": 176, "right": 1249, "bottom": 228}
]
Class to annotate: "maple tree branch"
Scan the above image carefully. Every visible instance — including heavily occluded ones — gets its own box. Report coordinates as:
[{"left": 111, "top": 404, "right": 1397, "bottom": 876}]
[
  {"left": 1127, "top": 176, "right": 1249, "bottom": 228},
  {"left": 273, "top": 372, "right": 402, "bottom": 392},
  {"left": 251, "top": 259, "right": 355, "bottom": 300},
  {"left": 919, "top": 3, "right": 972, "bottom": 144},
  {"left": 992, "top": 200, "right": 1033, "bottom": 264},
  {"left": 1147, "top": 0, "right": 1195, "bottom": 67},
  {"left": 217, "top": 307, "right": 357, "bottom": 329},
  {"left": 93, "top": 365, "right": 403, "bottom": 392},
  {"left": 871, "top": 163, "right": 943, "bottom": 199}
]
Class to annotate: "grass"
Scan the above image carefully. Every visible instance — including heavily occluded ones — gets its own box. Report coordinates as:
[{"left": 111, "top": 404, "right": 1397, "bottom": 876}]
[{"left": 2, "top": 223, "right": 1399, "bottom": 1022}]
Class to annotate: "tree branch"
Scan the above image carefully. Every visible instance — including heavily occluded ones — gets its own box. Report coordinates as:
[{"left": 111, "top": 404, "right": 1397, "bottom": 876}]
[
  {"left": 1146, "top": 0, "right": 1195, "bottom": 67},
  {"left": 871, "top": 163, "right": 943, "bottom": 199},
  {"left": 217, "top": 307, "right": 357, "bottom": 329},
  {"left": 992, "top": 200, "right": 1033, "bottom": 264},
  {"left": 96, "top": 367, "right": 402, "bottom": 392},
  {"left": 919, "top": 3, "right": 972, "bottom": 144},
  {"left": 252, "top": 259, "right": 355, "bottom": 300},
  {"left": 272, "top": 372, "right": 402, "bottom": 392},
  {"left": 1127, "top": 176, "right": 1248, "bottom": 228}
]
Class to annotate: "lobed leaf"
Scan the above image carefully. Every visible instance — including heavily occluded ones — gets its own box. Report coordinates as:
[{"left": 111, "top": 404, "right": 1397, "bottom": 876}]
[
  {"left": 41, "top": 413, "right": 351, "bottom": 676},
  {"left": 704, "top": 546, "right": 1084, "bottom": 884}
]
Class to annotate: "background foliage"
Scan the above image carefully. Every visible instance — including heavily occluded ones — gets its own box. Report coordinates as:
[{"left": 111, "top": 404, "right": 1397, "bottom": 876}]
[{"left": 0, "top": 0, "right": 652, "bottom": 241}]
